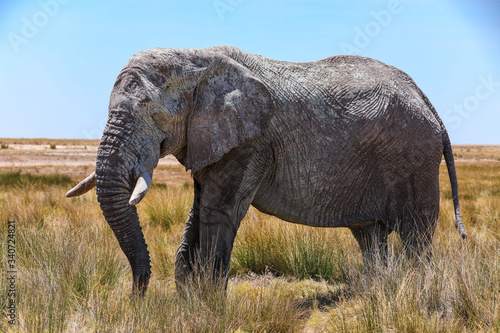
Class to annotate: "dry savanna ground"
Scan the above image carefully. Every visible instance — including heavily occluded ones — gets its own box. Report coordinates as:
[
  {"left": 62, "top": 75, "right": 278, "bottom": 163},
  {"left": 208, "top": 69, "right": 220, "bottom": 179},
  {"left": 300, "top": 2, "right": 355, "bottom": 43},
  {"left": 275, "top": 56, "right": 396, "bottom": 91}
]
[{"left": 1, "top": 138, "right": 499, "bottom": 332}]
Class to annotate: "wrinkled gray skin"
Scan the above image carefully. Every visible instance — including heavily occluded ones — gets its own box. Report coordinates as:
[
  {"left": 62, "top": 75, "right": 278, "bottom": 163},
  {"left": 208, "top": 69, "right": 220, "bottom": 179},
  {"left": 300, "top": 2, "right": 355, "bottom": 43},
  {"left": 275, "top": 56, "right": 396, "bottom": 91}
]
[{"left": 67, "top": 46, "right": 466, "bottom": 295}]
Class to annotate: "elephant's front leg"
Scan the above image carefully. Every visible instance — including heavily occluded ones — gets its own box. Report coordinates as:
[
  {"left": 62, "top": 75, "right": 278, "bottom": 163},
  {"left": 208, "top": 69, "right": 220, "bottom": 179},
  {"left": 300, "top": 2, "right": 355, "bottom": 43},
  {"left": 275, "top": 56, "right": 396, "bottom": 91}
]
[
  {"left": 194, "top": 149, "right": 267, "bottom": 288},
  {"left": 196, "top": 183, "right": 249, "bottom": 288},
  {"left": 174, "top": 180, "right": 201, "bottom": 288},
  {"left": 198, "top": 205, "right": 238, "bottom": 286}
]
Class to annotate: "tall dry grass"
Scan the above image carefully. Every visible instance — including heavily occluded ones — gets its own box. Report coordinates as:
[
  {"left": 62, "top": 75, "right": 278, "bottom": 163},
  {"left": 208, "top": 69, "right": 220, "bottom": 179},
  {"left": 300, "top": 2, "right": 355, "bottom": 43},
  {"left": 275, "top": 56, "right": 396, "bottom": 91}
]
[{"left": 0, "top": 163, "right": 499, "bottom": 332}]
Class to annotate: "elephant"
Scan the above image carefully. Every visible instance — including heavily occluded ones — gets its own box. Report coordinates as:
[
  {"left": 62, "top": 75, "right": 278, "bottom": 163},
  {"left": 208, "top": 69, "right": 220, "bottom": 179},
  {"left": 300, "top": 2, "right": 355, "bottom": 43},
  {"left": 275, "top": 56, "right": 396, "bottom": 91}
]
[{"left": 66, "top": 46, "right": 467, "bottom": 295}]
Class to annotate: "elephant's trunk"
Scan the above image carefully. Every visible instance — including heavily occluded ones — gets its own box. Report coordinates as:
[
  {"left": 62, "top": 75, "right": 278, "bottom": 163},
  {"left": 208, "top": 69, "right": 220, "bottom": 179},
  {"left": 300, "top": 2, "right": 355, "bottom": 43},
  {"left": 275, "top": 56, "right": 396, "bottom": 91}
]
[{"left": 95, "top": 134, "right": 151, "bottom": 294}]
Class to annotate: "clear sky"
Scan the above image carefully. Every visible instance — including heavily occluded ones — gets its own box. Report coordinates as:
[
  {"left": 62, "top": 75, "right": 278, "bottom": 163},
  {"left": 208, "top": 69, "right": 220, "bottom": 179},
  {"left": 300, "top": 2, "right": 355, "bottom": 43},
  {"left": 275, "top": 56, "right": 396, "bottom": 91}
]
[{"left": 1, "top": 0, "right": 499, "bottom": 143}]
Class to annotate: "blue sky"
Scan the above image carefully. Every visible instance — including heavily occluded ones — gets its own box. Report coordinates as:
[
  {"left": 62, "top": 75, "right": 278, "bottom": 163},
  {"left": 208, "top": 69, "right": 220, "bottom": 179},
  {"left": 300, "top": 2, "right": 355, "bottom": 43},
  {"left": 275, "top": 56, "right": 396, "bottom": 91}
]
[{"left": 1, "top": 0, "right": 499, "bottom": 143}]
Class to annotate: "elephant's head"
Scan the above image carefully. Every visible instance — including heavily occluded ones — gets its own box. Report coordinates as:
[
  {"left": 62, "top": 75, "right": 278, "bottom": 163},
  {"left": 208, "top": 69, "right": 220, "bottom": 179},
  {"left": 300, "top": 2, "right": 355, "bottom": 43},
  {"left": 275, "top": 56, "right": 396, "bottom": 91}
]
[{"left": 66, "top": 47, "right": 274, "bottom": 294}]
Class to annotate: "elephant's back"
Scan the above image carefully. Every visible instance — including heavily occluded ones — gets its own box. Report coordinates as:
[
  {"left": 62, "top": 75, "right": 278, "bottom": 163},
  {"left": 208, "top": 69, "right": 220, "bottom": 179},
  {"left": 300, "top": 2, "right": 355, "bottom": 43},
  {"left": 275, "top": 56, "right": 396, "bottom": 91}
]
[{"left": 318, "top": 55, "right": 443, "bottom": 137}]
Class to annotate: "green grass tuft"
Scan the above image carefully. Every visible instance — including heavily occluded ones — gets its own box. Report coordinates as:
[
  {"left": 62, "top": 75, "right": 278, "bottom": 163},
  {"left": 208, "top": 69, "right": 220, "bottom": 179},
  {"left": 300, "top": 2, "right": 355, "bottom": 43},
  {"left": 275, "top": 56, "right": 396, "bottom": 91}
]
[{"left": 0, "top": 172, "right": 73, "bottom": 188}]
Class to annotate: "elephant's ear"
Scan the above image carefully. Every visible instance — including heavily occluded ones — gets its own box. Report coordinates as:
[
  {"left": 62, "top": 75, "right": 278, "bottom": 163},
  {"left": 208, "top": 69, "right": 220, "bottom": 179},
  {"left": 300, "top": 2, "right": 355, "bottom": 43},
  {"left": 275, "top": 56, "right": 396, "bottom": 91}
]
[{"left": 185, "top": 56, "right": 275, "bottom": 172}]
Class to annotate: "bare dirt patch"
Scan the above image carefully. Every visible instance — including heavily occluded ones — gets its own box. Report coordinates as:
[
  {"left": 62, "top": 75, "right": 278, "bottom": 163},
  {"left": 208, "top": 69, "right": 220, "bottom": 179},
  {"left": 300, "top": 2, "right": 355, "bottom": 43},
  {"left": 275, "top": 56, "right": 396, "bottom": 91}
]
[{"left": 0, "top": 139, "right": 192, "bottom": 187}]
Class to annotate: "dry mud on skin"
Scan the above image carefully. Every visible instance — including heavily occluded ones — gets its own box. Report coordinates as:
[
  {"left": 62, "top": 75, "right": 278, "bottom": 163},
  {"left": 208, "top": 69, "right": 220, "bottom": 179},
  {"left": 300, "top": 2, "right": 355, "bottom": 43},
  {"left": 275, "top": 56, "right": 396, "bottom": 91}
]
[{"left": 0, "top": 144, "right": 192, "bottom": 187}]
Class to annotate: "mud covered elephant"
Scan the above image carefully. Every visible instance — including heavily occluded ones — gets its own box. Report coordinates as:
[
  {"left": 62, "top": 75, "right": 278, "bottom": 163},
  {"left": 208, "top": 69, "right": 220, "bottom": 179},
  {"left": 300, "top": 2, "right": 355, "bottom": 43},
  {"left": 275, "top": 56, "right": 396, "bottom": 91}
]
[{"left": 67, "top": 46, "right": 467, "bottom": 294}]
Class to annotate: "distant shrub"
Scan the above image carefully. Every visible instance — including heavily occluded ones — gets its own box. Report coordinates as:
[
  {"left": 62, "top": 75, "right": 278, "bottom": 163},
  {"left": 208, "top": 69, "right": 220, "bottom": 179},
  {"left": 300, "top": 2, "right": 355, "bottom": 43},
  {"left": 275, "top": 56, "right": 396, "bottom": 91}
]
[
  {"left": 0, "top": 172, "right": 73, "bottom": 187},
  {"left": 151, "top": 183, "right": 167, "bottom": 189},
  {"left": 50, "top": 144, "right": 57, "bottom": 149},
  {"left": 1, "top": 144, "right": 8, "bottom": 149}
]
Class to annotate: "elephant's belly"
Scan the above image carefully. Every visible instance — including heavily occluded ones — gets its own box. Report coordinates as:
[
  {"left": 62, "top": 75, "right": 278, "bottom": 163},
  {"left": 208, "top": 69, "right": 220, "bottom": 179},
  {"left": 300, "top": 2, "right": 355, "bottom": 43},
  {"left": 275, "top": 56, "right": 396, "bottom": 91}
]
[
  {"left": 251, "top": 163, "right": 383, "bottom": 228},
  {"left": 251, "top": 190, "right": 364, "bottom": 228},
  {"left": 251, "top": 147, "right": 442, "bottom": 228}
]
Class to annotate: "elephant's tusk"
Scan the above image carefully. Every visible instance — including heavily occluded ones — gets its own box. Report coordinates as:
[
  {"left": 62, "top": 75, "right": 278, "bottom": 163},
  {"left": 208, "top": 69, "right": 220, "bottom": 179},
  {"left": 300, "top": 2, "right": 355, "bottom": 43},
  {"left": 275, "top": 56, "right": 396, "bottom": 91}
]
[
  {"left": 129, "top": 170, "right": 153, "bottom": 206},
  {"left": 65, "top": 171, "right": 96, "bottom": 197}
]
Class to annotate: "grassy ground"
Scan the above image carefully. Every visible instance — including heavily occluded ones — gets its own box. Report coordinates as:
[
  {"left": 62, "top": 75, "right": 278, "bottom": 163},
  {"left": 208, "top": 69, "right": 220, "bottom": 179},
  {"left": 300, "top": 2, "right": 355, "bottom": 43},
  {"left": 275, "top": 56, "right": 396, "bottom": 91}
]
[{"left": 1, "top": 160, "right": 499, "bottom": 331}]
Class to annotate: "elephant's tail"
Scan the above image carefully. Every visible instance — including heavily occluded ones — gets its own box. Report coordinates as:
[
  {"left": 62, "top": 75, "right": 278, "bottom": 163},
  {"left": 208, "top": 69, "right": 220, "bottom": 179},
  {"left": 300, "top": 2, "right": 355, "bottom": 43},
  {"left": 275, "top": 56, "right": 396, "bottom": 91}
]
[
  {"left": 442, "top": 130, "right": 467, "bottom": 239},
  {"left": 415, "top": 85, "right": 467, "bottom": 240}
]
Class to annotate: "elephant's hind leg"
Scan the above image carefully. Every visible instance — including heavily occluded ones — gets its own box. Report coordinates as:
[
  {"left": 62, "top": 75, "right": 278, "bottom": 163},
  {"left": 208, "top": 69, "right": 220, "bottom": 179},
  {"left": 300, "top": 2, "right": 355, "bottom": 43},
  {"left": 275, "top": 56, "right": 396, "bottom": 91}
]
[
  {"left": 398, "top": 211, "right": 438, "bottom": 262},
  {"left": 395, "top": 170, "right": 440, "bottom": 262},
  {"left": 350, "top": 221, "right": 392, "bottom": 270}
]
